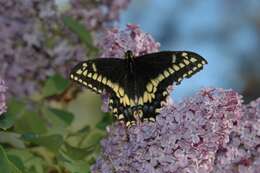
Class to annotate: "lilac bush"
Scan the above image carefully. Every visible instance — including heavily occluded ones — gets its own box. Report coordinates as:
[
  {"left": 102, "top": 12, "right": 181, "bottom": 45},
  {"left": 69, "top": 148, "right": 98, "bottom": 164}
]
[
  {"left": 0, "top": 78, "right": 7, "bottom": 115},
  {"left": 91, "top": 88, "right": 260, "bottom": 173}
]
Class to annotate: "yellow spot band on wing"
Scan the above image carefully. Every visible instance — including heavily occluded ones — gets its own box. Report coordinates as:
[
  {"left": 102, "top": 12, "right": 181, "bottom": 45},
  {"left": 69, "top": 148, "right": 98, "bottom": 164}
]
[
  {"left": 92, "top": 73, "right": 98, "bottom": 80},
  {"left": 146, "top": 83, "right": 153, "bottom": 93},
  {"left": 92, "top": 63, "right": 97, "bottom": 72},
  {"left": 118, "top": 87, "right": 124, "bottom": 97},
  {"left": 183, "top": 59, "right": 190, "bottom": 65},
  {"left": 97, "top": 75, "right": 102, "bottom": 82},
  {"left": 163, "top": 70, "right": 170, "bottom": 78},
  {"left": 87, "top": 73, "right": 92, "bottom": 78},
  {"left": 83, "top": 70, "right": 88, "bottom": 76},
  {"left": 76, "top": 69, "right": 83, "bottom": 75},
  {"left": 179, "top": 63, "right": 185, "bottom": 68},
  {"left": 173, "top": 65, "right": 180, "bottom": 71}
]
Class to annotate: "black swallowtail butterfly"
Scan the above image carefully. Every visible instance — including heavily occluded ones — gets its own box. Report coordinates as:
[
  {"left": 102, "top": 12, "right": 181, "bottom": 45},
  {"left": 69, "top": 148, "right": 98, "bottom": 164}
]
[{"left": 70, "top": 50, "right": 207, "bottom": 126}]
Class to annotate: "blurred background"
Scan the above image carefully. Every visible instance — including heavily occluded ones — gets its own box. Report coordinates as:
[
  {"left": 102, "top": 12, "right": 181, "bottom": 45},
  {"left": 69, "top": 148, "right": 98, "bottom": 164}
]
[{"left": 119, "top": 0, "right": 260, "bottom": 103}]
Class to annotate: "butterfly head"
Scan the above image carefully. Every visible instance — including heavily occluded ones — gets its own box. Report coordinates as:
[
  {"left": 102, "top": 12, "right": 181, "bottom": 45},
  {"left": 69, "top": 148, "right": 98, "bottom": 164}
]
[{"left": 124, "top": 50, "right": 134, "bottom": 60}]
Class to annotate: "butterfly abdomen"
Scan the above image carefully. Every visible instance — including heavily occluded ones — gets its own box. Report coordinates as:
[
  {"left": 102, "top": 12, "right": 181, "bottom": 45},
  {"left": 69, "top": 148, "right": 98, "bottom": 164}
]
[{"left": 126, "top": 51, "right": 135, "bottom": 74}]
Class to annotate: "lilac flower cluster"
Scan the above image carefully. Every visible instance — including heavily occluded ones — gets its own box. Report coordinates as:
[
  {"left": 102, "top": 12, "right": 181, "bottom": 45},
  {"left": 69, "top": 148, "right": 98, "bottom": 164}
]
[
  {"left": 98, "top": 24, "right": 160, "bottom": 112},
  {"left": 213, "top": 98, "right": 260, "bottom": 173},
  {"left": 68, "top": 0, "right": 131, "bottom": 30},
  {"left": 0, "top": 78, "right": 7, "bottom": 116},
  {"left": 98, "top": 24, "right": 160, "bottom": 58},
  {"left": 91, "top": 88, "right": 260, "bottom": 173}
]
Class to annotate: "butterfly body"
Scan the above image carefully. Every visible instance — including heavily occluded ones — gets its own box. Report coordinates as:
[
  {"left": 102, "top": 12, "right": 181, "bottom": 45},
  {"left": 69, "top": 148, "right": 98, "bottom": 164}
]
[{"left": 70, "top": 50, "right": 207, "bottom": 126}]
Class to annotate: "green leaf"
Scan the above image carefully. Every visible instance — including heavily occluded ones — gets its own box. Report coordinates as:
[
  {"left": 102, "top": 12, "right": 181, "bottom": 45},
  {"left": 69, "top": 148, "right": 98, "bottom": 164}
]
[
  {"left": 7, "top": 99, "right": 26, "bottom": 118},
  {"left": 7, "top": 155, "right": 25, "bottom": 173},
  {"left": 42, "top": 74, "right": 69, "bottom": 98},
  {"left": 0, "top": 145, "right": 22, "bottom": 173},
  {"left": 40, "top": 106, "right": 72, "bottom": 133},
  {"left": 66, "top": 125, "right": 91, "bottom": 148},
  {"left": 47, "top": 107, "right": 74, "bottom": 126},
  {"left": 63, "top": 161, "right": 90, "bottom": 173},
  {"left": 14, "top": 111, "right": 47, "bottom": 134},
  {"left": 0, "top": 99, "right": 26, "bottom": 130},
  {"left": 6, "top": 149, "right": 33, "bottom": 163},
  {"left": 0, "top": 132, "right": 25, "bottom": 149},
  {"left": 0, "top": 145, "right": 12, "bottom": 173},
  {"left": 76, "top": 125, "right": 91, "bottom": 135},
  {"left": 25, "top": 157, "right": 44, "bottom": 173},
  {"left": 68, "top": 125, "right": 90, "bottom": 138},
  {"left": 87, "top": 131, "right": 105, "bottom": 147},
  {"left": 0, "top": 113, "right": 15, "bottom": 130},
  {"left": 6, "top": 149, "right": 44, "bottom": 173},
  {"left": 58, "top": 153, "right": 91, "bottom": 173},
  {"left": 63, "top": 16, "right": 98, "bottom": 54},
  {"left": 96, "top": 112, "right": 113, "bottom": 130},
  {"left": 62, "top": 142, "right": 95, "bottom": 160},
  {"left": 21, "top": 133, "right": 63, "bottom": 153}
]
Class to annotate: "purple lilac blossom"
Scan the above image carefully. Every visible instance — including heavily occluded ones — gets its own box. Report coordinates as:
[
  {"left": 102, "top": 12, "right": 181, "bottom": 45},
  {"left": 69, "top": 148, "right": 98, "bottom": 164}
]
[
  {"left": 97, "top": 24, "right": 160, "bottom": 112},
  {"left": 68, "top": 0, "right": 131, "bottom": 30},
  {"left": 213, "top": 98, "right": 260, "bottom": 173},
  {"left": 0, "top": 0, "right": 130, "bottom": 98},
  {"left": 91, "top": 88, "right": 260, "bottom": 173},
  {"left": 0, "top": 78, "right": 7, "bottom": 115},
  {"left": 98, "top": 24, "right": 160, "bottom": 58}
]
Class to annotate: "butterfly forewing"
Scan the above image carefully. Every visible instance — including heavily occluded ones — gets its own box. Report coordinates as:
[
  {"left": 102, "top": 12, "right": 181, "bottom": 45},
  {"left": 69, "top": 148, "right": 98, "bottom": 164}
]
[
  {"left": 70, "top": 58, "right": 126, "bottom": 94},
  {"left": 134, "top": 51, "right": 207, "bottom": 99}
]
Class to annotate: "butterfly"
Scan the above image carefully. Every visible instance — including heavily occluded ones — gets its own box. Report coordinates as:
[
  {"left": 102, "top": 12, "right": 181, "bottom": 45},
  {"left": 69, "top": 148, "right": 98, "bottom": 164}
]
[{"left": 70, "top": 50, "right": 207, "bottom": 126}]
